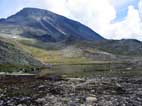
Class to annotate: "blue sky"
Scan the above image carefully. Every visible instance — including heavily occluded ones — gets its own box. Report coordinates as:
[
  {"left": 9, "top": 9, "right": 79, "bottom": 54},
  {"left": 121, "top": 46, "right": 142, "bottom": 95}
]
[
  {"left": 0, "top": 0, "right": 142, "bottom": 40},
  {"left": 114, "top": 0, "right": 139, "bottom": 22},
  {"left": 0, "top": 0, "right": 139, "bottom": 20}
]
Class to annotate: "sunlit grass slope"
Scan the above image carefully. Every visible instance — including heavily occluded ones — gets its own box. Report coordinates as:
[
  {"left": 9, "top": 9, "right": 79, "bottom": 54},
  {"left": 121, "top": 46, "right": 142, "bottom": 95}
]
[{"left": 21, "top": 44, "right": 92, "bottom": 64}]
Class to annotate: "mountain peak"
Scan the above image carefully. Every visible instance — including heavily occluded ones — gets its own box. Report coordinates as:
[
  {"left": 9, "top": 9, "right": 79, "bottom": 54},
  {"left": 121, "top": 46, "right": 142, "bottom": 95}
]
[
  {"left": 8, "top": 7, "right": 54, "bottom": 19},
  {"left": 20, "top": 7, "right": 50, "bottom": 15},
  {"left": 0, "top": 7, "right": 105, "bottom": 42},
  {"left": 22, "top": 7, "right": 42, "bottom": 10}
]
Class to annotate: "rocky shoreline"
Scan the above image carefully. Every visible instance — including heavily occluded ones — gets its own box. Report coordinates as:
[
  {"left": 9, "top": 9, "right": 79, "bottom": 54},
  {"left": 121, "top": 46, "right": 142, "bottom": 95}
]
[{"left": 0, "top": 75, "right": 142, "bottom": 106}]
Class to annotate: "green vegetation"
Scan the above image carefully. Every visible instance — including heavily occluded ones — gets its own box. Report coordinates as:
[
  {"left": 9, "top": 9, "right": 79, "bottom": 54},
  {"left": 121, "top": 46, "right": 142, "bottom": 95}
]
[
  {"left": 0, "top": 64, "right": 40, "bottom": 73},
  {"left": 19, "top": 40, "right": 120, "bottom": 64},
  {"left": 18, "top": 38, "right": 65, "bottom": 50},
  {"left": 0, "top": 37, "right": 42, "bottom": 67},
  {"left": 20, "top": 44, "right": 93, "bottom": 64},
  {"left": 21, "top": 44, "right": 122, "bottom": 65}
]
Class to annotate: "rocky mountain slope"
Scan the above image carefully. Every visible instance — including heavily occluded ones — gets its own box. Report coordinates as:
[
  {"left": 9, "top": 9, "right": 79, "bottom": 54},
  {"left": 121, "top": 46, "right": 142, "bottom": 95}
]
[
  {"left": 0, "top": 37, "right": 41, "bottom": 66},
  {"left": 0, "top": 8, "right": 104, "bottom": 42},
  {"left": 93, "top": 39, "right": 142, "bottom": 56},
  {"left": 0, "top": 7, "right": 142, "bottom": 67}
]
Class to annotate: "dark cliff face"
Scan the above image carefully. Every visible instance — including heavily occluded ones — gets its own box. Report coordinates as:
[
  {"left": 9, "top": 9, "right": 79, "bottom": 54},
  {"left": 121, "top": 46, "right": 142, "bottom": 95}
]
[{"left": 0, "top": 7, "right": 105, "bottom": 42}]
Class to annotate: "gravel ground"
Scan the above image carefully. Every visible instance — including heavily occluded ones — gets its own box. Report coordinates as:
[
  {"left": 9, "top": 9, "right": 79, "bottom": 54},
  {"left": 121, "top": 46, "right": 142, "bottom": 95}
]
[{"left": 0, "top": 76, "right": 142, "bottom": 106}]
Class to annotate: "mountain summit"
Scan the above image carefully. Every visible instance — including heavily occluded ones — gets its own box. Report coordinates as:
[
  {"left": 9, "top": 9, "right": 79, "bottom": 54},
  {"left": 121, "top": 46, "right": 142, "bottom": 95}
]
[{"left": 0, "top": 7, "right": 104, "bottom": 42}]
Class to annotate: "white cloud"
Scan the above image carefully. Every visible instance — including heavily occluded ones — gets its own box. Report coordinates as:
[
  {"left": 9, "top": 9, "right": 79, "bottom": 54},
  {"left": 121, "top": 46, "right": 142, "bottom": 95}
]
[
  {"left": 110, "top": 0, "right": 137, "bottom": 8},
  {"left": 33, "top": 0, "right": 142, "bottom": 40},
  {"left": 2, "top": 0, "right": 142, "bottom": 40},
  {"left": 33, "top": 0, "right": 116, "bottom": 38},
  {"left": 107, "top": 0, "right": 142, "bottom": 40},
  {"left": 109, "top": 5, "right": 142, "bottom": 39}
]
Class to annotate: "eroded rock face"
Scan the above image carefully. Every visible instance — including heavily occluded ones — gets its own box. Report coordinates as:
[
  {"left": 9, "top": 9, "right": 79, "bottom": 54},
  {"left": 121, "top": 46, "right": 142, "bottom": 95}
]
[{"left": 0, "top": 76, "right": 142, "bottom": 106}]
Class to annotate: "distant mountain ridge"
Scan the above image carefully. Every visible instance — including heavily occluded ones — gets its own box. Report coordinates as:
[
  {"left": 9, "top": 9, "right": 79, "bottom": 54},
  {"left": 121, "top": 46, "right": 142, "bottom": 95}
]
[
  {"left": 0, "top": 7, "right": 104, "bottom": 42},
  {"left": 93, "top": 39, "right": 142, "bottom": 56}
]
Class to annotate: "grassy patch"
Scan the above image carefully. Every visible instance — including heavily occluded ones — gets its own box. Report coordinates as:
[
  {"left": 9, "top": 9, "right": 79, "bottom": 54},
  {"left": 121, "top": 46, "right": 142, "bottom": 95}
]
[
  {"left": 21, "top": 44, "right": 96, "bottom": 64},
  {"left": 20, "top": 44, "right": 126, "bottom": 65},
  {"left": 0, "top": 64, "right": 40, "bottom": 73}
]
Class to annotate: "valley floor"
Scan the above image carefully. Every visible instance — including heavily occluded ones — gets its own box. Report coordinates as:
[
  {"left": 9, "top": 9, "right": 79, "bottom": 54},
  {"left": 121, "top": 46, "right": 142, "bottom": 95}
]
[{"left": 0, "top": 75, "right": 142, "bottom": 106}]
